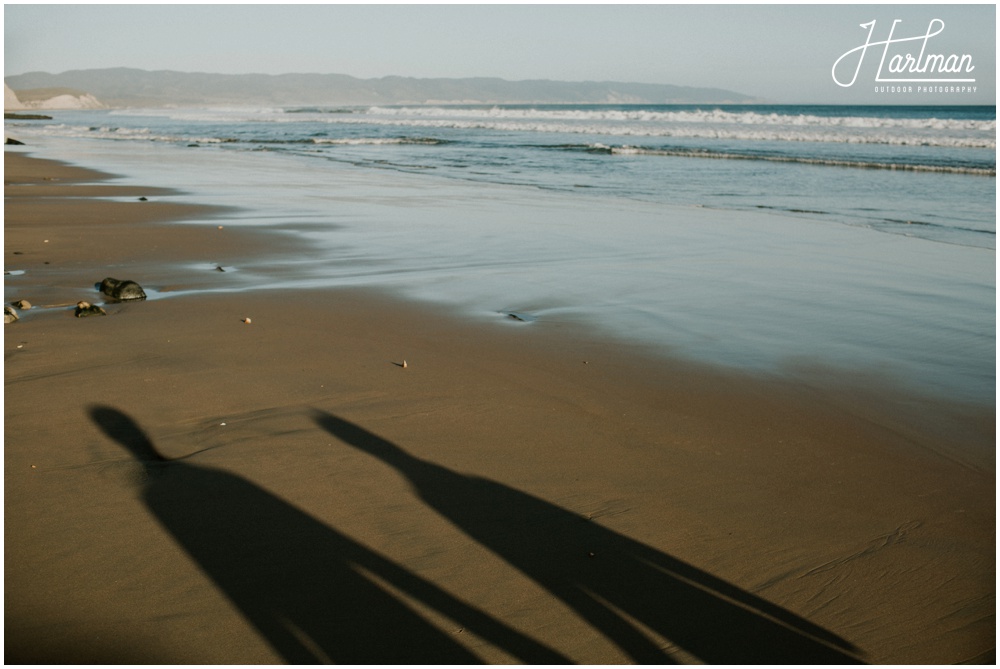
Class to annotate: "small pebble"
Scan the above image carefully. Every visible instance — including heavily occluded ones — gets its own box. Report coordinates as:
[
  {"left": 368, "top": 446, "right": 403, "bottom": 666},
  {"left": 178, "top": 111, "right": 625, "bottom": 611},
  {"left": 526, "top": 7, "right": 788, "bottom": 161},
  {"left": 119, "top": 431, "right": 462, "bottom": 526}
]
[
  {"left": 242, "top": 317, "right": 252, "bottom": 324},
  {"left": 402, "top": 360, "right": 408, "bottom": 368}
]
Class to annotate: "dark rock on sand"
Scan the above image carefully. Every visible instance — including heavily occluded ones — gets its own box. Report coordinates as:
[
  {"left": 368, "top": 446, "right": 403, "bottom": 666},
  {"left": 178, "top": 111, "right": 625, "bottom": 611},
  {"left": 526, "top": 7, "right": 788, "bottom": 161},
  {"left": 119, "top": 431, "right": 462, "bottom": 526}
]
[
  {"left": 75, "top": 301, "right": 107, "bottom": 318},
  {"left": 100, "top": 277, "right": 147, "bottom": 301},
  {"left": 5, "top": 137, "right": 25, "bottom": 145}
]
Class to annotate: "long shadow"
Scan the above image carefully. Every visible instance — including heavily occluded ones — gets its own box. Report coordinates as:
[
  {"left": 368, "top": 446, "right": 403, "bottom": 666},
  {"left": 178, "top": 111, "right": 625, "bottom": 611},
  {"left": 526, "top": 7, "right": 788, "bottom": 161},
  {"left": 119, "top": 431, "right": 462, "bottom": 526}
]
[
  {"left": 89, "top": 405, "right": 569, "bottom": 664},
  {"left": 314, "top": 410, "right": 866, "bottom": 664}
]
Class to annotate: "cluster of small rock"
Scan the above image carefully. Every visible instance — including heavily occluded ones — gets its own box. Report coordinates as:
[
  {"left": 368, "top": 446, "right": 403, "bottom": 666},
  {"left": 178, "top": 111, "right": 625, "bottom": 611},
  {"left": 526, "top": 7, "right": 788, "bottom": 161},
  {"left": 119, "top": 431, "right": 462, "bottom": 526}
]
[{"left": 5, "top": 277, "right": 146, "bottom": 323}]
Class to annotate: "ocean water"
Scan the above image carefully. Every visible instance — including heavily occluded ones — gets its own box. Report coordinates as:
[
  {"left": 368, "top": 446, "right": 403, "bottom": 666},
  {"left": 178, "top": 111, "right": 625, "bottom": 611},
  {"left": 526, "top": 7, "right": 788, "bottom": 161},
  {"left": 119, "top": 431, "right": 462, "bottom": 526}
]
[{"left": 5, "top": 104, "right": 996, "bottom": 405}]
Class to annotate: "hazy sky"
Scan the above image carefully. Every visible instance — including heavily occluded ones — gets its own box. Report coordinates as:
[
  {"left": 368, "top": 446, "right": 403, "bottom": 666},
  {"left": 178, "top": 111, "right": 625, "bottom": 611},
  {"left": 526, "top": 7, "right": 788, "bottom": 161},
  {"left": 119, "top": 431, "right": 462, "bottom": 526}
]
[{"left": 4, "top": 3, "right": 996, "bottom": 104}]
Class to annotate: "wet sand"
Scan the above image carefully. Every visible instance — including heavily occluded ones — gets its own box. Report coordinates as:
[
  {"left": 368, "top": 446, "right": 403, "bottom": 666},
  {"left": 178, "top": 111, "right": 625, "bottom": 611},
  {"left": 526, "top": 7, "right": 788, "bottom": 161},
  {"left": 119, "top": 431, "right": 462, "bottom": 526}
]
[{"left": 4, "top": 151, "right": 994, "bottom": 664}]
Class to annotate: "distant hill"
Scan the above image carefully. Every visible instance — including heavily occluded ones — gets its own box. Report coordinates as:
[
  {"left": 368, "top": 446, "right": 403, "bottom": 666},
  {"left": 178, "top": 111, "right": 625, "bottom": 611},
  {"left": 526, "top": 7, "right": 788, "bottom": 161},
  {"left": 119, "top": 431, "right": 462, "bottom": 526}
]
[
  {"left": 3, "top": 81, "right": 104, "bottom": 110},
  {"left": 5, "top": 68, "right": 755, "bottom": 107}
]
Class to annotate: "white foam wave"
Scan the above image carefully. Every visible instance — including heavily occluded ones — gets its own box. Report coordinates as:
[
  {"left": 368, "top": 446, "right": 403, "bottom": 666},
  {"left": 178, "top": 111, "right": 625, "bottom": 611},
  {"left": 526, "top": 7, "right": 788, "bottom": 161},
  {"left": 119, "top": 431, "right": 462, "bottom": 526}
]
[
  {"left": 8, "top": 122, "right": 238, "bottom": 145},
  {"left": 103, "top": 105, "right": 996, "bottom": 149},
  {"left": 319, "top": 113, "right": 995, "bottom": 149},
  {"left": 13, "top": 106, "right": 994, "bottom": 156},
  {"left": 366, "top": 105, "right": 995, "bottom": 131},
  {"left": 311, "top": 137, "right": 440, "bottom": 145}
]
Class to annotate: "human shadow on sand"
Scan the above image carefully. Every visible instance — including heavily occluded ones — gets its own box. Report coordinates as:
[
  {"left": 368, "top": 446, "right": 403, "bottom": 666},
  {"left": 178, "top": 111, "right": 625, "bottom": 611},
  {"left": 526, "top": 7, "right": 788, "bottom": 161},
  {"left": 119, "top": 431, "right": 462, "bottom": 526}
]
[
  {"left": 314, "top": 410, "right": 865, "bottom": 664},
  {"left": 89, "top": 405, "right": 569, "bottom": 664}
]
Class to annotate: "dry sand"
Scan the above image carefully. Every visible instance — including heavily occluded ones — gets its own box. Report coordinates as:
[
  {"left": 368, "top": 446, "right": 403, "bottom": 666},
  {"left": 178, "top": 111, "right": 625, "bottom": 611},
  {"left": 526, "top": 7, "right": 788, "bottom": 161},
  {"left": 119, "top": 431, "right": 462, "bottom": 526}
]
[{"left": 4, "top": 151, "right": 994, "bottom": 664}]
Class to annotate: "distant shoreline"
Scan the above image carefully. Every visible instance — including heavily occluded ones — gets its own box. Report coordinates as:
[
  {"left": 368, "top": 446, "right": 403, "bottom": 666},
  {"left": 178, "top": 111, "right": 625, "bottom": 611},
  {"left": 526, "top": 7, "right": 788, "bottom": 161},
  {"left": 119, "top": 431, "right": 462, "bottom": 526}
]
[{"left": 5, "top": 112, "right": 53, "bottom": 119}]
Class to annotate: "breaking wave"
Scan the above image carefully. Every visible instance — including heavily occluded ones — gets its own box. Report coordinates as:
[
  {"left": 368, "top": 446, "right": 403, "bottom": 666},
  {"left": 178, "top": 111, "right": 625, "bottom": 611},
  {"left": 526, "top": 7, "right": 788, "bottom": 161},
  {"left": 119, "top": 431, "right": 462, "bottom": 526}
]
[
  {"left": 7, "top": 123, "right": 448, "bottom": 148},
  {"left": 98, "top": 104, "right": 995, "bottom": 149},
  {"left": 366, "top": 105, "right": 994, "bottom": 131},
  {"left": 352, "top": 106, "right": 996, "bottom": 149},
  {"left": 311, "top": 137, "right": 446, "bottom": 146}
]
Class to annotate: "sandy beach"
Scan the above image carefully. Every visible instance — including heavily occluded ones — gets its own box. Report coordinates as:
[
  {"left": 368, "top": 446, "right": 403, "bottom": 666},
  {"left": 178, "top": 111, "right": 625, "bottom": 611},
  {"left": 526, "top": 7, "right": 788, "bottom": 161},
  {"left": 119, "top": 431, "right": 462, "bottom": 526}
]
[{"left": 4, "top": 150, "right": 994, "bottom": 663}]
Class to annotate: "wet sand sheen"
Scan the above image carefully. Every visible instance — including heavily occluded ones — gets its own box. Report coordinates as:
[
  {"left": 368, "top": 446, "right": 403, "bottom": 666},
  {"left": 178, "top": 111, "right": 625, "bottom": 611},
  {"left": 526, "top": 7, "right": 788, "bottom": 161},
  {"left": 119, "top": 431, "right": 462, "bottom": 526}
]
[{"left": 4, "top": 151, "right": 994, "bottom": 663}]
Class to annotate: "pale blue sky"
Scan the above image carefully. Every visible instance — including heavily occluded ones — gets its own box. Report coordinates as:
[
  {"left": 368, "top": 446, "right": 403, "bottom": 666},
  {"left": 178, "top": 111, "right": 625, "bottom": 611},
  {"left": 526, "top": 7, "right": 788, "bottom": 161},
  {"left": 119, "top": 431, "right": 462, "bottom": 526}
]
[{"left": 4, "top": 4, "right": 996, "bottom": 104}]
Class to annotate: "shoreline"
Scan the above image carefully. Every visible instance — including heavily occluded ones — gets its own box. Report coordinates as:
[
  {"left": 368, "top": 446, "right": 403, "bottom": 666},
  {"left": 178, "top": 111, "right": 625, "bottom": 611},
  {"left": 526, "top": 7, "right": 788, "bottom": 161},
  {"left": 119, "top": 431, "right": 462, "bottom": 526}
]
[
  {"left": 9, "top": 131, "right": 995, "bottom": 407},
  {"left": 4, "top": 150, "right": 994, "bottom": 663}
]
